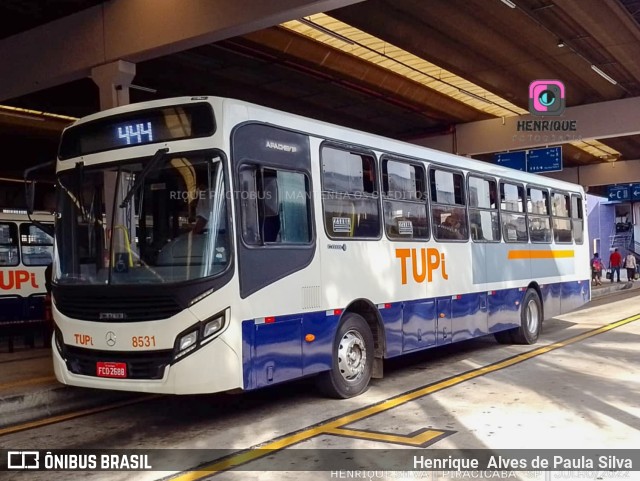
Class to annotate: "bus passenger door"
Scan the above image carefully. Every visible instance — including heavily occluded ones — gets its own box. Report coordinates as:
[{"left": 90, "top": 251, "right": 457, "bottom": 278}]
[{"left": 436, "top": 298, "right": 452, "bottom": 345}]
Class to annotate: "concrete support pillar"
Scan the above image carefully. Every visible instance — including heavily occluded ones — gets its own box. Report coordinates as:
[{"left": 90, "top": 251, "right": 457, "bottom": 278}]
[
  {"left": 92, "top": 60, "right": 137, "bottom": 262},
  {"left": 91, "top": 60, "right": 136, "bottom": 110}
]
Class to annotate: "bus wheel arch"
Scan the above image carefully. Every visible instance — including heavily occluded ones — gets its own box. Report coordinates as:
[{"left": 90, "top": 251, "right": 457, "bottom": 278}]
[
  {"left": 344, "top": 299, "right": 385, "bottom": 379},
  {"left": 316, "top": 299, "right": 384, "bottom": 399},
  {"left": 526, "top": 281, "right": 544, "bottom": 321},
  {"left": 495, "top": 284, "right": 543, "bottom": 345}
]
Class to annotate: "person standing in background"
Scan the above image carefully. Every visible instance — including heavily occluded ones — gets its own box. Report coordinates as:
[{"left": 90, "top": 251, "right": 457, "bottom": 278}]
[
  {"left": 591, "top": 253, "right": 603, "bottom": 286},
  {"left": 609, "top": 248, "right": 622, "bottom": 283},
  {"left": 624, "top": 252, "right": 637, "bottom": 282}
]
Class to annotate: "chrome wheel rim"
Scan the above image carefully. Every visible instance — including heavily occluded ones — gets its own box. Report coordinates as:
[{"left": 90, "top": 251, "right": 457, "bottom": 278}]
[
  {"left": 526, "top": 299, "right": 540, "bottom": 334},
  {"left": 337, "top": 329, "right": 366, "bottom": 382}
]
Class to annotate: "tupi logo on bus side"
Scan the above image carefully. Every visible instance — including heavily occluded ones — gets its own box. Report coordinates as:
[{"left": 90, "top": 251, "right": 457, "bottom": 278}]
[
  {"left": 0, "top": 270, "right": 39, "bottom": 290},
  {"left": 395, "top": 248, "right": 448, "bottom": 285}
]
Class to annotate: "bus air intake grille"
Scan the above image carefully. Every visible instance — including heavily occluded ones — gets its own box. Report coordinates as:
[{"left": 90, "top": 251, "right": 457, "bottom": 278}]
[
  {"left": 64, "top": 346, "right": 173, "bottom": 380},
  {"left": 54, "top": 293, "right": 182, "bottom": 321}
]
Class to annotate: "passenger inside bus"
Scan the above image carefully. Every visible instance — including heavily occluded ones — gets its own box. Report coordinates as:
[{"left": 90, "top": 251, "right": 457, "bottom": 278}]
[
  {"left": 192, "top": 183, "right": 210, "bottom": 235},
  {"left": 261, "top": 174, "right": 281, "bottom": 242},
  {"left": 435, "top": 209, "right": 466, "bottom": 240},
  {"left": 442, "top": 214, "right": 462, "bottom": 239}
]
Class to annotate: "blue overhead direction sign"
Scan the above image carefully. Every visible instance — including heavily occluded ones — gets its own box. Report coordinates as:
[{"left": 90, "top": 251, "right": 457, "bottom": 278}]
[
  {"left": 607, "top": 185, "right": 631, "bottom": 202},
  {"left": 495, "top": 150, "right": 526, "bottom": 171},
  {"left": 631, "top": 183, "right": 640, "bottom": 201},
  {"left": 526, "top": 146, "right": 562, "bottom": 173}
]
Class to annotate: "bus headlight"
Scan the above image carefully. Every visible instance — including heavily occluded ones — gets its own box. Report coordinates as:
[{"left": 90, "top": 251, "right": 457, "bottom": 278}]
[
  {"left": 173, "top": 310, "right": 227, "bottom": 362},
  {"left": 179, "top": 331, "right": 198, "bottom": 352},
  {"left": 202, "top": 315, "right": 224, "bottom": 340}
]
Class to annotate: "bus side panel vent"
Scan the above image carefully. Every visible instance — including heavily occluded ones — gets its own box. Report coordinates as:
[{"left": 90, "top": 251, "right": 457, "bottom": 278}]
[{"left": 302, "top": 286, "right": 322, "bottom": 309}]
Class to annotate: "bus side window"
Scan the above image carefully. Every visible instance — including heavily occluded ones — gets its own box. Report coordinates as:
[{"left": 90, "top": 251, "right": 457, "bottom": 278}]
[
  {"left": 382, "top": 158, "right": 429, "bottom": 240},
  {"left": 0, "top": 222, "right": 19, "bottom": 266},
  {"left": 430, "top": 168, "right": 468, "bottom": 241},
  {"left": 240, "top": 165, "right": 312, "bottom": 246},
  {"left": 526, "top": 187, "right": 551, "bottom": 243},
  {"left": 571, "top": 194, "right": 584, "bottom": 244},
  {"left": 500, "top": 182, "right": 528, "bottom": 242},
  {"left": 321, "top": 145, "right": 380, "bottom": 239},
  {"left": 552, "top": 192, "right": 572, "bottom": 243},
  {"left": 468, "top": 176, "right": 500, "bottom": 242}
]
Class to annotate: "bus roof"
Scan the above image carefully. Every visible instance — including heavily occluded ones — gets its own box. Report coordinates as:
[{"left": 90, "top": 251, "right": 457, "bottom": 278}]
[{"left": 61, "top": 95, "right": 585, "bottom": 195}]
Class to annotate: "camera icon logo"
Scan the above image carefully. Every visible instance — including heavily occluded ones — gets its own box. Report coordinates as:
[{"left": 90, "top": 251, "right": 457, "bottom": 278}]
[
  {"left": 7, "top": 451, "right": 40, "bottom": 469},
  {"left": 529, "top": 80, "right": 565, "bottom": 116}
]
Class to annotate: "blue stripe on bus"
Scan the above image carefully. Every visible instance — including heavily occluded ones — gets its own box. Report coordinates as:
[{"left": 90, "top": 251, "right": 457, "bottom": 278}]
[{"left": 241, "top": 280, "right": 589, "bottom": 390}]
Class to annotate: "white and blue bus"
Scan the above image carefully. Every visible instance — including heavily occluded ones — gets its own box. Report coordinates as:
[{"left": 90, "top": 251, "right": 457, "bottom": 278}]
[
  {"left": 0, "top": 210, "right": 54, "bottom": 345},
  {"left": 43, "top": 97, "right": 589, "bottom": 397}
]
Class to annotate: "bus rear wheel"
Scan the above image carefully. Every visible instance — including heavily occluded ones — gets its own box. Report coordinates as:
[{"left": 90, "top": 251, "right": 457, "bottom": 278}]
[
  {"left": 494, "top": 289, "right": 542, "bottom": 345},
  {"left": 317, "top": 313, "right": 374, "bottom": 399},
  {"left": 512, "top": 288, "right": 542, "bottom": 344}
]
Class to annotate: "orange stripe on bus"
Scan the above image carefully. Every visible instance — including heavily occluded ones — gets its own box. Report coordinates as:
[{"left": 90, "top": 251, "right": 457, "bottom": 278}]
[{"left": 508, "top": 250, "right": 574, "bottom": 260}]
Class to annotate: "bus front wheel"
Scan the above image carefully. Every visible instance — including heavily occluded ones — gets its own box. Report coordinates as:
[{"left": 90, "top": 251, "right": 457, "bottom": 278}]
[{"left": 318, "top": 313, "right": 374, "bottom": 399}]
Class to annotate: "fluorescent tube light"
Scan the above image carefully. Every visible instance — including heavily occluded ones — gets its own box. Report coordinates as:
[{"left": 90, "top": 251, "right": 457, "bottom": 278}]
[
  {"left": 459, "top": 89, "right": 492, "bottom": 104},
  {"left": 130, "top": 84, "right": 157, "bottom": 94},
  {"left": 298, "top": 18, "right": 355, "bottom": 45},
  {"left": 591, "top": 65, "right": 617, "bottom": 85},
  {"left": 500, "top": 0, "right": 517, "bottom": 8}
]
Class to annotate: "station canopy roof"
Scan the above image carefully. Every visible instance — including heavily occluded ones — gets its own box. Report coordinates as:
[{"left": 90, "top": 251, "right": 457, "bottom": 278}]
[{"left": 1, "top": 0, "right": 640, "bottom": 192}]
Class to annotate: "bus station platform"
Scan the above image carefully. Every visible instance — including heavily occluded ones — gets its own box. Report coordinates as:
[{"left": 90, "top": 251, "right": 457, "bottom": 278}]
[{"left": 1, "top": 279, "right": 638, "bottom": 433}]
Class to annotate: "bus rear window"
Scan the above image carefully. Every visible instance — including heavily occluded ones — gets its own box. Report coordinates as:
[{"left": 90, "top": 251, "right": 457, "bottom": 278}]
[
  {"left": 0, "top": 223, "right": 19, "bottom": 266},
  {"left": 20, "top": 223, "right": 53, "bottom": 266}
]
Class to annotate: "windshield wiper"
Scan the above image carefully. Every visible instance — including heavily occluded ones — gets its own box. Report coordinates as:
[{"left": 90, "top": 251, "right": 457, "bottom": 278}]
[{"left": 119, "top": 148, "right": 169, "bottom": 208}]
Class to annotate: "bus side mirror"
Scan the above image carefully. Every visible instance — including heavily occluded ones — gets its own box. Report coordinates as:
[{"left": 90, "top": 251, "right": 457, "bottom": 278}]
[
  {"left": 24, "top": 161, "right": 56, "bottom": 237},
  {"left": 25, "top": 181, "right": 36, "bottom": 215},
  {"left": 24, "top": 161, "right": 55, "bottom": 214}
]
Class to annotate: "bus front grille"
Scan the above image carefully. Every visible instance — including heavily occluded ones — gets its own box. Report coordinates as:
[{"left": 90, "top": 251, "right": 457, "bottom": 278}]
[{"left": 54, "top": 292, "right": 182, "bottom": 321}]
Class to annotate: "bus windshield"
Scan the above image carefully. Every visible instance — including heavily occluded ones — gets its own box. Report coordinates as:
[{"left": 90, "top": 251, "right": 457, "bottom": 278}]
[{"left": 55, "top": 151, "right": 229, "bottom": 285}]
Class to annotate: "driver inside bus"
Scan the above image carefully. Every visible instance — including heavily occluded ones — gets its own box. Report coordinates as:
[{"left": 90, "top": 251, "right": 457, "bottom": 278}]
[{"left": 192, "top": 184, "right": 210, "bottom": 234}]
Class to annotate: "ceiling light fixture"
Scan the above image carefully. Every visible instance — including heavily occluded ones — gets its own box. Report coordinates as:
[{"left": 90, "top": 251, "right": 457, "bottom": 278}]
[
  {"left": 500, "top": 0, "right": 517, "bottom": 8},
  {"left": 0, "top": 105, "right": 76, "bottom": 121},
  {"left": 130, "top": 84, "right": 157, "bottom": 94},
  {"left": 298, "top": 17, "right": 355, "bottom": 45},
  {"left": 459, "top": 88, "right": 492, "bottom": 104},
  {"left": 0, "top": 110, "right": 45, "bottom": 121},
  {"left": 591, "top": 65, "right": 618, "bottom": 85},
  {"left": 557, "top": 40, "right": 565, "bottom": 48},
  {"left": 283, "top": 14, "right": 623, "bottom": 163}
]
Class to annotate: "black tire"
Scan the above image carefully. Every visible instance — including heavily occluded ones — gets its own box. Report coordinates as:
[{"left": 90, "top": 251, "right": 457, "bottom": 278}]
[
  {"left": 317, "top": 313, "right": 374, "bottom": 399},
  {"left": 511, "top": 288, "right": 542, "bottom": 344},
  {"left": 494, "top": 330, "right": 513, "bottom": 344}
]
